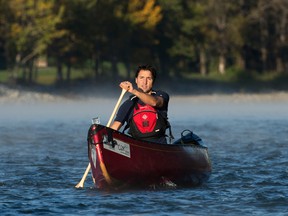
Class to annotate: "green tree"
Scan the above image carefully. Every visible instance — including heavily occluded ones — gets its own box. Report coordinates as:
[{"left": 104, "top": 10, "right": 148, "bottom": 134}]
[
  {"left": 9, "top": 0, "right": 64, "bottom": 83},
  {"left": 166, "top": 0, "right": 213, "bottom": 76},
  {"left": 204, "top": 0, "right": 245, "bottom": 74},
  {"left": 0, "top": 0, "right": 15, "bottom": 72},
  {"left": 269, "top": 0, "right": 288, "bottom": 73},
  {"left": 114, "top": 0, "right": 163, "bottom": 78},
  {"left": 156, "top": 0, "right": 186, "bottom": 78}
]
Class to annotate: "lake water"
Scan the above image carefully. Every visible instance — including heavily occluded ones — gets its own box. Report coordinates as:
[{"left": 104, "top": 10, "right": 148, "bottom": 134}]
[{"left": 0, "top": 93, "right": 287, "bottom": 215}]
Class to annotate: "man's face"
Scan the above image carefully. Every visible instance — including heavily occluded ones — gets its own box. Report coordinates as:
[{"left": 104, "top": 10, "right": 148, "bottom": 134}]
[{"left": 135, "top": 70, "right": 154, "bottom": 93}]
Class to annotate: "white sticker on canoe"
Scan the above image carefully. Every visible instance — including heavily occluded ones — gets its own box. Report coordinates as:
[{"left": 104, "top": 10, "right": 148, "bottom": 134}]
[{"left": 104, "top": 139, "right": 131, "bottom": 158}]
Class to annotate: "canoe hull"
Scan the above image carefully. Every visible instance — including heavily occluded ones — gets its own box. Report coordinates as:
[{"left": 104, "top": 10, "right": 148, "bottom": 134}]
[{"left": 88, "top": 124, "right": 212, "bottom": 190}]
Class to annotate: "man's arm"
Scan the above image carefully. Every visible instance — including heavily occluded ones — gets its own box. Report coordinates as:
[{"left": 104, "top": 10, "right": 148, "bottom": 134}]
[
  {"left": 119, "top": 81, "right": 164, "bottom": 108},
  {"left": 131, "top": 89, "right": 164, "bottom": 108},
  {"left": 110, "top": 99, "right": 131, "bottom": 130}
]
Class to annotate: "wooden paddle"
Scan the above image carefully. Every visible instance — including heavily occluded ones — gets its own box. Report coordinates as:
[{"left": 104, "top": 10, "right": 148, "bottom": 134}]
[{"left": 75, "top": 88, "right": 127, "bottom": 188}]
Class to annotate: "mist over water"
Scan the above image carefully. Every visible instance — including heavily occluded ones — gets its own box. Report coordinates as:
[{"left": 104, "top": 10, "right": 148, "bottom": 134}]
[
  {"left": 1, "top": 91, "right": 287, "bottom": 215},
  {"left": 2, "top": 92, "right": 288, "bottom": 122}
]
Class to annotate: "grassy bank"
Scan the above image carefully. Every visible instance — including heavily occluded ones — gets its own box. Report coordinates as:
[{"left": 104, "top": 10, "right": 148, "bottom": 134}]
[
  {"left": 1, "top": 67, "right": 288, "bottom": 95},
  {"left": 0, "top": 67, "right": 93, "bottom": 86}
]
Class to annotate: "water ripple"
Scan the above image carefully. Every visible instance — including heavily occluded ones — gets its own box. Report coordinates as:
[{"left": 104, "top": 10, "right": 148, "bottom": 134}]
[{"left": 0, "top": 117, "right": 287, "bottom": 215}]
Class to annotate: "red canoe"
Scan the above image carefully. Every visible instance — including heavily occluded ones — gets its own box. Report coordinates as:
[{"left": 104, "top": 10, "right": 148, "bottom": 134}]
[{"left": 87, "top": 124, "right": 212, "bottom": 190}]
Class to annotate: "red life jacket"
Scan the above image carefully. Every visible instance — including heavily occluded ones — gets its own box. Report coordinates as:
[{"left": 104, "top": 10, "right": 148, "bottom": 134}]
[{"left": 129, "top": 103, "right": 167, "bottom": 139}]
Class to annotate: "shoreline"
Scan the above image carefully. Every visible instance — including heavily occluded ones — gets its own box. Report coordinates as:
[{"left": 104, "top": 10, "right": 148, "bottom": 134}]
[{"left": 1, "top": 83, "right": 288, "bottom": 104}]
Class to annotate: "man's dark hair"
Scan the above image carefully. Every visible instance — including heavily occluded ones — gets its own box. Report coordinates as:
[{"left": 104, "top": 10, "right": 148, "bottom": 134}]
[{"left": 135, "top": 64, "right": 157, "bottom": 83}]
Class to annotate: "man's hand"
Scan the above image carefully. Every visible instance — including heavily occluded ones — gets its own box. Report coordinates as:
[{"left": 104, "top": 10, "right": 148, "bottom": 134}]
[{"left": 120, "top": 81, "right": 133, "bottom": 93}]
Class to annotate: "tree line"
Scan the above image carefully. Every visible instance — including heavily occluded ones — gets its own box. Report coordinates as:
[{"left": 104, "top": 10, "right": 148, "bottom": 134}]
[{"left": 0, "top": 0, "right": 288, "bottom": 84}]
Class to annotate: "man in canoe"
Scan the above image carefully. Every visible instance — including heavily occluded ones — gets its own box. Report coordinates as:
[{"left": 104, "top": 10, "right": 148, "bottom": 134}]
[{"left": 110, "top": 64, "right": 172, "bottom": 144}]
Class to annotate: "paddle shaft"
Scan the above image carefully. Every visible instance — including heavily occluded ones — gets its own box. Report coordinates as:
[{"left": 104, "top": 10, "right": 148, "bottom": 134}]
[
  {"left": 75, "top": 88, "right": 127, "bottom": 188},
  {"left": 107, "top": 88, "right": 127, "bottom": 127}
]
